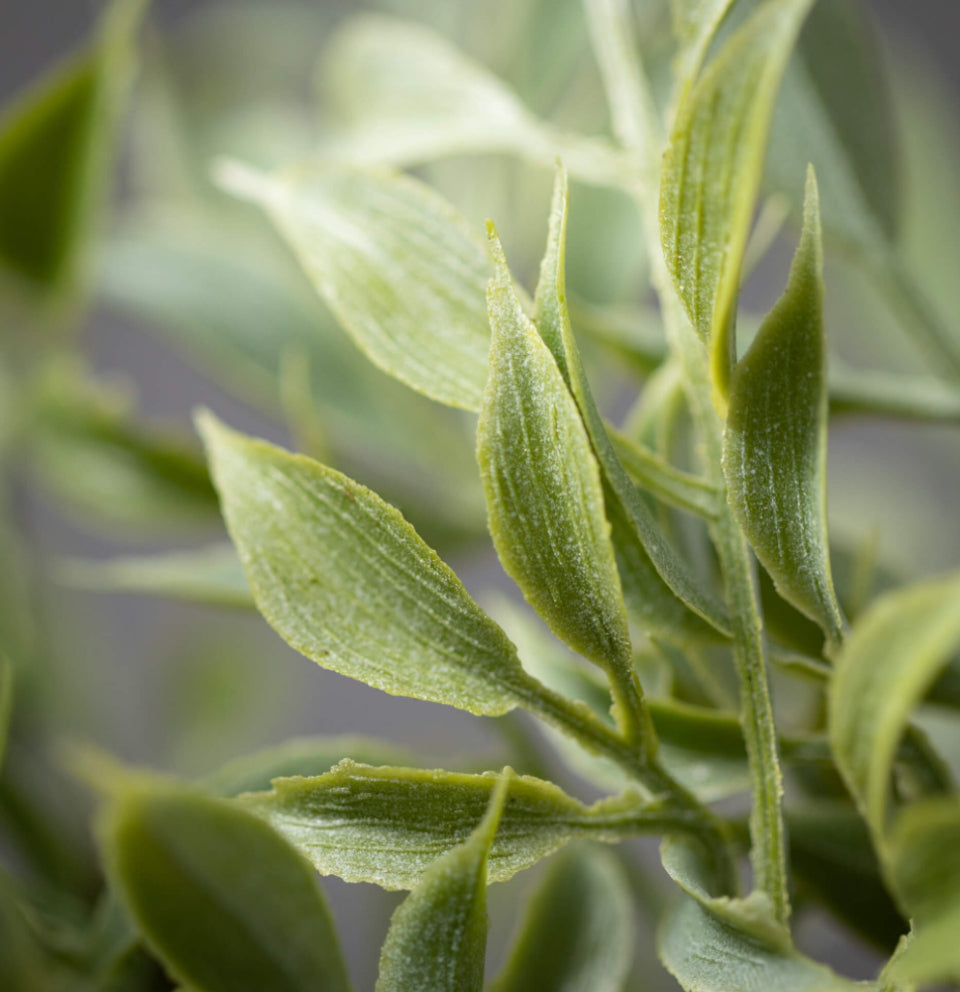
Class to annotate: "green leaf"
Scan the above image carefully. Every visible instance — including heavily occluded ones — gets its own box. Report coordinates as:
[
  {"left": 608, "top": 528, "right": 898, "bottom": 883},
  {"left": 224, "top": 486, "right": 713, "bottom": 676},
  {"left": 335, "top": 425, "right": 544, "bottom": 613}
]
[
  {"left": 480, "top": 226, "right": 632, "bottom": 674},
  {"left": 59, "top": 545, "right": 253, "bottom": 610},
  {"left": 658, "top": 836, "right": 866, "bottom": 992},
  {"left": 317, "top": 14, "right": 633, "bottom": 189},
  {"left": 828, "top": 571, "right": 960, "bottom": 835},
  {"left": 216, "top": 160, "right": 492, "bottom": 410},
  {"left": 239, "top": 761, "right": 673, "bottom": 890},
  {"left": 0, "top": 0, "right": 146, "bottom": 295},
  {"left": 203, "top": 735, "right": 420, "bottom": 797},
  {"left": 198, "top": 413, "right": 532, "bottom": 716},
  {"left": 490, "top": 846, "right": 633, "bottom": 992},
  {"left": 374, "top": 771, "right": 509, "bottom": 992},
  {"left": 659, "top": 0, "right": 813, "bottom": 401},
  {"left": 530, "top": 164, "right": 729, "bottom": 643},
  {"left": 884, "top": 798, "right": 960, "bottom": 986},
  {"left": 34, "top": 364, "right": 218, "bottom": 531},
  {"left": 99, "top": 781, "right": 353, "bottom": 992},
  {"left": 723, "top": 169, "right": 844, "bottom": 645},
  {"left": 0, "top": 874, "right": 49, "bottom": 992}
]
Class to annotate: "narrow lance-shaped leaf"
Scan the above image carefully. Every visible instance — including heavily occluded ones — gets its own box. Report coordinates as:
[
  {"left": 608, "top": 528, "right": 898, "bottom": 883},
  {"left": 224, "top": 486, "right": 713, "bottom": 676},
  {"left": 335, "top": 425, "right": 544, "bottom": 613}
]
[
  {"left": 490, "top": 846, "right": 634, "bottom": 992},
  {"left": 828, "top": 571, "right": 960, "bottom": 835},
  {"left": 479, "top": 226, "right": 632, "bottom": 676},
  {"left": 723, "top": 168, "right": 845, "bottom": 645},
  {"left": 216, "top": 160, "right": 492, "bottom": 410},
  {"left": 534, "top": 164, "right": 729, "bottom": 642},
  {"left": 0, "top": 0, "right": 147, "bottom": 295},
  {"left": 239, "top": 761, "right": 681, "bottom": 891},
  {"left": 375, "top": 771, "right": 510, "bottom": 992},
  {"left": 99, "top": 781, "right": 354, "bottom": 992},
  {"left": 198, "top": 413, "right": 533, "bottom": 716},
  {"left": 670, "top": 0, "right": 738, "bottom": 91},
  {"left": 659, "top": 0, "right": 814, "bottom": 403}
]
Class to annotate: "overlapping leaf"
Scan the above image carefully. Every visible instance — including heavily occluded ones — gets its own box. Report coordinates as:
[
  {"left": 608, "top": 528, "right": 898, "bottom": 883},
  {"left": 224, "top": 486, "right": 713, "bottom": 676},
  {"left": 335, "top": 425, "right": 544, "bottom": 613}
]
[
  {"left": 659, "top": 0, "right": 814, "bottom": 400},
  {"left": 375, "top": 772, "right": 509, "bottom": 992},
  {"left": 479, "top": 226, "right": 632, "bottom": 674},
  {"left": 0, "top": 0, "right": 146, "bottom": 295},
  {"left": 199, "top": 414, "right": 534, "bottom": 716},
  {"left": 217, "top": 160, "right": 493, "bottom": 410},
  {"left": 239, "top": 761, "right": 675, "bottom": 890},
  {"left": 529, "top": 165, "right": 729, "bottom": 643},
  {"left": 99, "top": 781, "right": 353, "bottom": 992},
  {"left": 723, "top": 169, "right": 844, "bottom": 645},
  {"left": 490, "top": 846, "right": 634, "bottom": 992}
]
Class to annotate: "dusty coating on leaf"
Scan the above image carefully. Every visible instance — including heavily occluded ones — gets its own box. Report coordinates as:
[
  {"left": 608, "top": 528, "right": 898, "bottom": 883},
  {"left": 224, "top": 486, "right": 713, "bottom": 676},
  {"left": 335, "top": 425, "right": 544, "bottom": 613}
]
[
  {"left": 479, "top": 223, "right": 631, "bottom": 674},
  {"left": 723, "top": 169, "right": 844, "bottom": 645},
  {"left": 238, "top": 761, "right": 658, "bottom": 891},
  {"left": 374, "top": 771, "right": 511, "bottom": 992},
  {"left": 198, "top": 412, "right": 530, "bottom": 716}
]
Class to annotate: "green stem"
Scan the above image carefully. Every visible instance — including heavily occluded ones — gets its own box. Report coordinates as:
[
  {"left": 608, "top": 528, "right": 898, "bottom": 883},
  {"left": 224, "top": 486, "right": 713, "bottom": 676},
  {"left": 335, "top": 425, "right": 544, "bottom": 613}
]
[{"left": 513, "top": 674, "right": 737, "bottom": 891}]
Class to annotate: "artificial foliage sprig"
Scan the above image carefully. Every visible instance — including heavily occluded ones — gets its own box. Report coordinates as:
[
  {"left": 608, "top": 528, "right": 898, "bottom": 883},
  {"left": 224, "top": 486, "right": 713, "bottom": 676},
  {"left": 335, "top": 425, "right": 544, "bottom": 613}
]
[{"left": 2, "top": 0, "right": 960, "bottom": 990}]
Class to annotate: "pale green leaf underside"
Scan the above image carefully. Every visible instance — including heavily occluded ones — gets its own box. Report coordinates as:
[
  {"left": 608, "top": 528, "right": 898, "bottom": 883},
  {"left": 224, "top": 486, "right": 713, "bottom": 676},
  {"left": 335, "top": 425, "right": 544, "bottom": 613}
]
[
  {"left": 534, "top": 166, "right": 729, "bottom": 641},
  {"left": 59, "top": 544, "right": 253, "bottom": 609},
  {"left": 480, "top": 228, "right": 631, "bottom": 672},
  {"left": 100, "top": 784, "right": 353, "bottom": 992},
  {"left": 829, "top": 572, "right": 960, "bottom": 834},
  {"left": 198, "top": 414, "right": 529, "bottom": 716},
  {"left": 375, "top": 773, "right": 509, "bottom": 992},
  {"left": 239, "top": 761, "right": 663, "bottom": 891},
  {"left": 658, "top": 836, "right": 865, "bottom": 992},
  {"left": 490, "top": 846, "right": 634, "bottom": 992},
  {"left": 217, "top": 160, "right": 492, "bottom": 410},
  {"left": 724, "top": 170, "right": 844, "bottom": 644},
  {"left": 885, "top": 798, "right": 960, "bottom": 986},
  {"left": 317, "top": 14, "right": 633, "bottom": 189},
  {"left": 660, "top": 0, "right": 814, "bottom": 399}
]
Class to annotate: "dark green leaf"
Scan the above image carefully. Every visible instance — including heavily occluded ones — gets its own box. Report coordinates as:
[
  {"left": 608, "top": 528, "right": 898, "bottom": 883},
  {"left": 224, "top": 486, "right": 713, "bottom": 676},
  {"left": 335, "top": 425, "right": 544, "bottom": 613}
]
[
  {"left": 240, "top": 761, "right": 675, "bottom": 890},
  {"left": 198, "top": 413, "right": 533, "bottom": 716},
  {"left": 0, "top": 0, "right": 146, "bottom": 294},
  {"left": 99, "top": 781, "right": 353, "bottom": 992},
  {"left": 374, "top": 772, "right": 509, "bottom": 992},
  {"left": 659, "top": 0, "right": 813, "bottom": 399},
  {"left": 828, "top": 572, "right": 960, "bottom": 834},
  {"left": 59, "top": 545, "right": 253, "bottom": 610},
  {"left": 490, "top": 846, "right": 633, "bottom": 992},
  {"left": 217, "top": 160, "right": 492, "bottom": 410},
  {"left": 480, "top": 226, "right": 631, "bottom": 673},
  {"left": 723, "top": 169, "right": 844, "bottom": 644}
]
